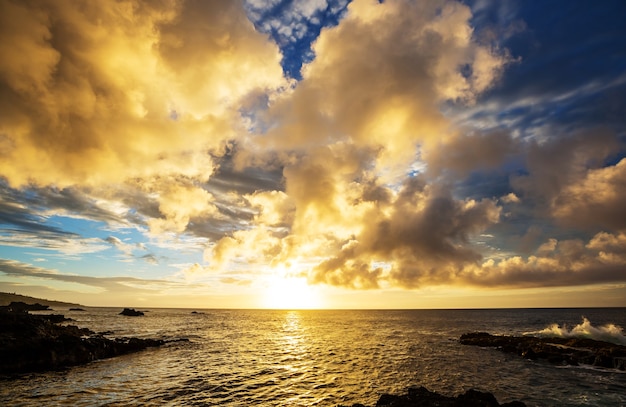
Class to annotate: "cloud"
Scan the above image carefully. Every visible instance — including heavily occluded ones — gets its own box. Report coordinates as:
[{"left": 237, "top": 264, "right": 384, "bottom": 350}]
[
  {"left": 141, "top": 254, "right": 159, "bottom": 265},
  {"left": 0, "top": 181, "right": 129, "bottom": 227},
  {"left": 0, "top": 187, "right": 78, "bottom": 236},
  {"left": 511, "top": 128, "right": 623, "bottom": 229},
  {"left": 147, "top": 183, "right": 219, "bottom": 234},
  {"left": 424, "top": 129, "right": 518, "bottom": 177},
  {"left": 3, "top": 0, "right": 623, "bottom": 299},
  {"left": 335, "top": 177, "right": 501, "bottom": 289},
  {"left": 0, "top": 232, "right": 109, "bottom": 257},
  {"left": 452, "top": 1, "right": 626, "bottom": 141},
  {"left": 207, "top": 0, "right": 513, "bottom": 288},
  {"left": 462, "top": 231, "right": 626, "bottom": 288},
  {"left": 0, "top": 0, "right": 291, "bottom": 246},
  {"left": 246, "top": 190, "right": 295, "bottom": 227},
  {"left": 180, "top": 262, "right": 206, "bottom": 280},
  {"left": 552, "top": 158, "right": 626, "bottom": 230},
  {"left": 242, "top": 0, "right": 511, "bottom": 173},
  {"left": 500, "top": 193, "right": 520, "bottom": 204},
  {"left": 211, "top": 145, "right": 503, "bottom": 288},
  {"left": 0, "top": 258, "right": 179, "bottom": 293},
  {"left": 208, "top": 226, "right": 284, "bottom": 272},
  {"left": 244, "top": 0, "right": 350, "bottom": 78},
  {"left": 105, "top": 236, "right": 147, "bottom": 258},
  {"left": 0, "top": 0, "right": 284, "bottom": 188}
]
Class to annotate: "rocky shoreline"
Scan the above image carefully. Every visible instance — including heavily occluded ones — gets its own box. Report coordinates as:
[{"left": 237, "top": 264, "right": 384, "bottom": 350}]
[
  {"left": 460, "top": 332, "right": 626, "bottom": 370},
  {"left": 0, "top": 303, "right": 187, "bottom": 375},
  {"left": 343, "top": 332, "right": 626, "bottom": 406},
  {"left": 343, "top": 386, "right": 526, "bottom": 407}
]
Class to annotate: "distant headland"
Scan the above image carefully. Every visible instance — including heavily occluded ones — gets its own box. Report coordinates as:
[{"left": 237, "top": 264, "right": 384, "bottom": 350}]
[{"left": 0, "top": 292, "right": 83, "bottom": 309}]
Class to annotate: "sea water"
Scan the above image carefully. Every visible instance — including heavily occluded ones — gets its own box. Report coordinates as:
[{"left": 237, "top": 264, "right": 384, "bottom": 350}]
[{"left": 1, "top": 308, "right": 625, "bottom": 406}]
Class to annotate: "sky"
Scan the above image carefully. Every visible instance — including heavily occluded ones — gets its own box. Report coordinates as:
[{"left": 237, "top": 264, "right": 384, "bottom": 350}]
[{"left": 0, "top": 0, "right": 625, "bottom": 309}]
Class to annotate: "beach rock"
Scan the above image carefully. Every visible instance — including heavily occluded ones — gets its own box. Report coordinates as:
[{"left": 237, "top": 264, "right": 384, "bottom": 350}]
[
  {"left": 460, "top": 332, "right": 626, "bottom": 370},
  {"left": 0, "top": 307, "right": 181, "bottom": 375},
  {"left": 341, "top": 386, "right": 525, "bottom": 407},
  {"left": 119, "top": 308, "right": 144, "bottom": 316}
]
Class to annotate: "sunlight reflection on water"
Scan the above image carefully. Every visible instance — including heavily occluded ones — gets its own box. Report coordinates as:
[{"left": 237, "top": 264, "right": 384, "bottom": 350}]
[{"left": 1, "top": 308, "right": 625, "bottom": 406}]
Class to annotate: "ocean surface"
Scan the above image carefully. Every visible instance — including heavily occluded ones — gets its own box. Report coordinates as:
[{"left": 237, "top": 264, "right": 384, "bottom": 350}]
[{"left": 2, "top": 308, "right": 626, "bottom": 406}]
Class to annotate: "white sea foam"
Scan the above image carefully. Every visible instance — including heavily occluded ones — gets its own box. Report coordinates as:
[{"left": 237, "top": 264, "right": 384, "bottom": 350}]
[{"left": 525, "top": 317, "right": 626, "bottom": 345}]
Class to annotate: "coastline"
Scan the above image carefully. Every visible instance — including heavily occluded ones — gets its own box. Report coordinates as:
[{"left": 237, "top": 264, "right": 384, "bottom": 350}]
[
  {"left": 1, "top": 296, "right": 625, "bottom": 405},
  {"left": 460, "top": 332, "right": 626, "bottom": 370},
  {"left": 1, "top": 305, "right": 528, "bottom": 406},
  {"left": 0, "top": 303, "right": 185, "bottom": 375}
]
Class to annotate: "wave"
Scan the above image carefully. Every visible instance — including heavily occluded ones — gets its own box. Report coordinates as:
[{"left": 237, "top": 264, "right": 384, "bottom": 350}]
[{"left": 525, "top": 317, "right": 626, "bottom": 346}]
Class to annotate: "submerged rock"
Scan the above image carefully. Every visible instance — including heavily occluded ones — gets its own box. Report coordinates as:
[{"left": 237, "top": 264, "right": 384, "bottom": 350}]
[
  {"left": 119, "top": 308, "right": 144, "bottom": 316},
  {"left": 460, "top": 332, "right": 626, "bottom": 370},
  {"left": 0, "top": 307, "right": 185, "bottom": 375},
  {"left": 342, "top": 386, "right": 526, "bottom": 407}
]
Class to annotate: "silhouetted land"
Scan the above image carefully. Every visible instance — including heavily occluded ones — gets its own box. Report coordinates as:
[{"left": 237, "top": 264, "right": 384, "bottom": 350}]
[
  {"left": 0, "top": 292, "right": 82, "bottom": 308},
  {"left": 0, "top": 301, "right": 186, "bottom": 375}
]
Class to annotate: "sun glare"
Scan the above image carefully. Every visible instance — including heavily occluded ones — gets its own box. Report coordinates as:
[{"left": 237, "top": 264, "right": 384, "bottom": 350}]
[{"left": 262, "top": 273, "right": 323, "bottom": 310}]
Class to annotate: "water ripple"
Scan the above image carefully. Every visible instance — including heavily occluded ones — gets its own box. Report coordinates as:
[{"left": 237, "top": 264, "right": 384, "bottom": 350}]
[{"left": 2, "top": 308, "right": 626, "bottom": 406}]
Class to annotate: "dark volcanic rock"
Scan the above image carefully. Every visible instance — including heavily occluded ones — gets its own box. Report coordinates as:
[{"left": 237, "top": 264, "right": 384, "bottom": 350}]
[
  {"left": 3, "top": 301, "right": 50, "bottom": 311},
  {"left": 119, "top": 308, "right": 144, "bottom": 316},
  {"left": 342, "top": 386, "right": 526, "bottom": 407},
  {"left": 69, "top": 308, "right": 85, "bottom": 311},
  {"left": 460, "top": 332, "right": 626, "bottom": 370},
  {"left": 39, "top": 314, "right": 72, "bottom": 323},
  {"left": 0, "top": 307, "right": 184, "bottom": 375}
]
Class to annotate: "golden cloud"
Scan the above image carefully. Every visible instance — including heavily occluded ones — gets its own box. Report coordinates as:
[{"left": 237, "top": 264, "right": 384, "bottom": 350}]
[
  {"left": 210, "top": 0, "right": 513, "bottom": 288},
  {"left": 148, "top": 183, "right": 219, "bottom": 234},
  {"left": 0, "top": 0, "right": 284, "bottom": 187},
  {"left": 7, "top": 0, "right": 621, "bottom": 294},
  {"left": 553, "top": 158, "right": 626, "bottom": 229},
  {"left": 246, "top": 0, "right": 511, "bottom": 176},
  {"left": 462, "top": 230, "right": 626, "bottom": 288}
]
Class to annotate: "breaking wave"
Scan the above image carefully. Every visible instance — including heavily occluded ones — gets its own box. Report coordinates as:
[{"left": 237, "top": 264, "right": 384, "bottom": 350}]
[{"left": 525, "top": 317, "right": 626, "bottom": 345}]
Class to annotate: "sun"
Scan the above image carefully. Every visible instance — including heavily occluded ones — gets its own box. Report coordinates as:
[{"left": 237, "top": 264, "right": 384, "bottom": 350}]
[{"left": 262, "top": 272, "right": 323, "bottom": 310}]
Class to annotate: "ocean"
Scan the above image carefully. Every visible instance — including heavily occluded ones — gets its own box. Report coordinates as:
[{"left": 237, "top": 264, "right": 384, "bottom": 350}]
[{"left": 1, "top": 308, "right": 625, "bottom": 406}]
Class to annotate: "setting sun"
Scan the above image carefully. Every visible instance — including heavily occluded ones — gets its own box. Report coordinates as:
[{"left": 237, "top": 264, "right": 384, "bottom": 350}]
[{"left": 262, "top": 274, "right": 323, "bottom": 310}]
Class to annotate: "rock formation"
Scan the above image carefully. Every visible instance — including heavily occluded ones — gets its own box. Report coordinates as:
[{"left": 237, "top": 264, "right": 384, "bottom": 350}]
[
  {"left": 119, "top": 308, "right": 144, "bottom": 316},
  {"left": 0, "top": 306, "right": 186, "bottom": 375},
  {"left": 342, "top": 386, "right": 526, "bottom": 407},
  {"left": 460, "top": 332, "right": 626, "bottom": 370},
  {"left": 4, "top": 301, "right": 50, "bottom": 311}
]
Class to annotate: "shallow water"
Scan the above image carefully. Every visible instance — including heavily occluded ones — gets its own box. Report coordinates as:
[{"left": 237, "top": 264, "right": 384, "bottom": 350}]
[{"left": 2, "top": 308, "right": 625, "bottom": 406}]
